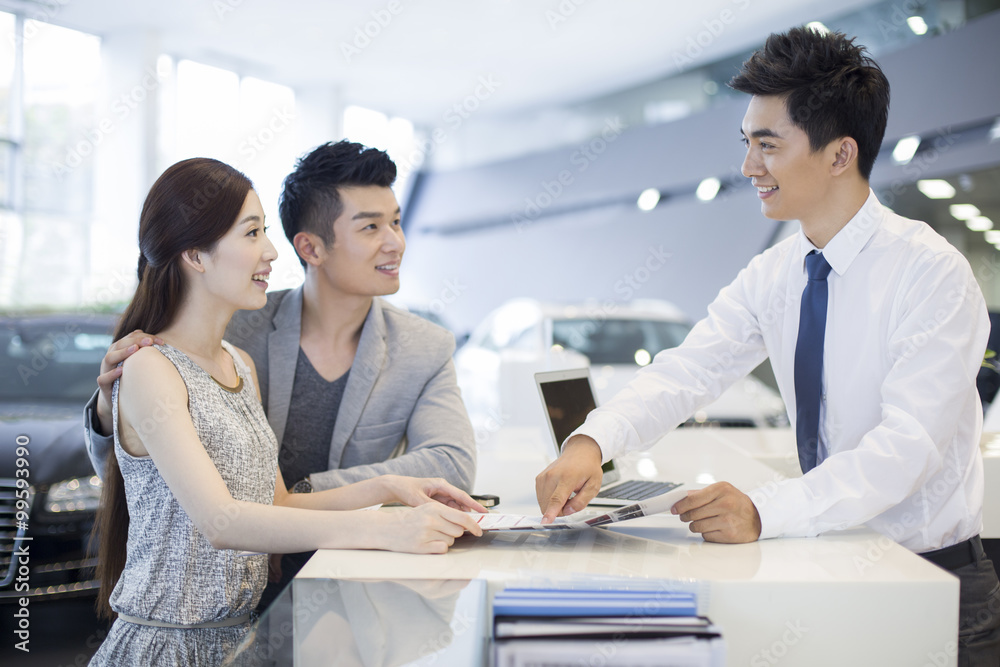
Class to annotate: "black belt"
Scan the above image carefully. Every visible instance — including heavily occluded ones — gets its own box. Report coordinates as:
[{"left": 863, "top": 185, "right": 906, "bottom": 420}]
[{"left": 919, "top": 535, "right": 983, "bottom": 571}]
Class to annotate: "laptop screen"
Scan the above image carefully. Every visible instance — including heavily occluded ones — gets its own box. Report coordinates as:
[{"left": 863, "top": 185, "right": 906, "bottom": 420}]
[
  {"left": 538, "top": 376, "right": 596, "bottom": 450},
  {"left": 536, "top": 368, "right": 617, "bottom": 478}
]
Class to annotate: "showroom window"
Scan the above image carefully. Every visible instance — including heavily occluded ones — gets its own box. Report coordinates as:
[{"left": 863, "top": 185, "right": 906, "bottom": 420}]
[
  {"left": 343, "top": 104, "right": 417, "bottom": 202},
  {"left": 157, "top": 56, "right": 303, "bottom": 290},
  {"left": 0, "top": 13, "right": 101, "bottom": 308}
]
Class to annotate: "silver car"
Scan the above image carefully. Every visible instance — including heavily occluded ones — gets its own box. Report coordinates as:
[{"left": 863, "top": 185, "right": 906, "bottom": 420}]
[{"left": 454, "top": 298, "right": 788, "bottom": 438}]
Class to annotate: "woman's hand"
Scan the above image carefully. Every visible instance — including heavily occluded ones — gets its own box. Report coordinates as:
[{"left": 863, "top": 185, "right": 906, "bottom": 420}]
[
  {"left": 373, "top": 503, "right": 484, "bottom": 554},
  {"left": 381, "top": 475, "right": 488, "bottom": 513}
]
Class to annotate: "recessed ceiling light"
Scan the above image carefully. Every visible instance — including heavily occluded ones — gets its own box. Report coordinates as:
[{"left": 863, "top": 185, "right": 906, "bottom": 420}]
[
  {"left": 892, "top": 136, "right": 921, "bottom": 164},
  {"left": 806, "top": 22, "right": 829, "bottom": 35},
  {"left": 950, "top": 204, "right": 982, "bottom": 220},
  {"left": 985, "top": 230, "right": 1000, "bottom": 244},
  {"left": 966, "top": 216, "right": 993, "bottom": 232},
  {"left": 907, "top": 16, "right": 929, "bottom": 35},
  {"left": 916, "top": 179, "right": 955, "bottom": 199},
  {"left": 696, "top": 177, "right": 721, "bottom": 202},
  {"left": 990, "top": 117, "right": 1000, "bottom": 143},
  {"left": 637, "top": 188, "right": 660, "bottom": 211}
]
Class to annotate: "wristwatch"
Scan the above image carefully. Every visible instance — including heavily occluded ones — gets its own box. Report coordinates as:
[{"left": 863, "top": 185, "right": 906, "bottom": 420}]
[{"left": 292, "top": 478, "right": 313, "bottom": 494}]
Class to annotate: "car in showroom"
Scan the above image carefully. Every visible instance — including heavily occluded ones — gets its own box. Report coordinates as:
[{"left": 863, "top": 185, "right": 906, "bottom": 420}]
[
  {"left": 0, "top": 313, "right": 115, "bottom": 602},
  {"left": 454, "top": 298, "right": 788, "bottom": 438}
]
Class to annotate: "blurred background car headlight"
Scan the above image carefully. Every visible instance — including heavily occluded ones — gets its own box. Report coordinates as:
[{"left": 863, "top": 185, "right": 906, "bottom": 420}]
[{"left": 42, "top": 476, "right": 102, "bottom": 515}]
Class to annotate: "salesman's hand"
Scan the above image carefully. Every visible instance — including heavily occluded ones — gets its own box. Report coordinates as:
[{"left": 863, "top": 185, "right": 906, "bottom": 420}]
[
  {"left": 535, "top": 435, "right": 604, "bottom": 524},
  {"left": 384, "top": 475, "right": 488, "bottom": 514},
  {"left": 671, "top": 482, "right": 761, "bottom": 544},
  {"left": 95, "top": 330, "right": 164, "bottom": 436}
]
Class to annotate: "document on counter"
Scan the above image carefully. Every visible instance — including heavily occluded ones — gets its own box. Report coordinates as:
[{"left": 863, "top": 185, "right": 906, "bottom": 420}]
[{"left": 473, "top": 488, "right": 687, "bottom": 532}]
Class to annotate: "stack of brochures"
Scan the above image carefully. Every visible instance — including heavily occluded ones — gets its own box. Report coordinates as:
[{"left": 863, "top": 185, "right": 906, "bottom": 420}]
[{"left": 493, "top": 583, "right": 724, "bottom": 667}]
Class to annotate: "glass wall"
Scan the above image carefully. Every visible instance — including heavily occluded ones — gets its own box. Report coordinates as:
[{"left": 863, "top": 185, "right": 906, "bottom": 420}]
[{"left": 0, "top": 15, "right": 100, "bottom": 309}]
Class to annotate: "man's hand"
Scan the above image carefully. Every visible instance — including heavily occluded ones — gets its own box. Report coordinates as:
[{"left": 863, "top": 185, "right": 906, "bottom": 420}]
[
  {"left": 671, "top": 481, "right": 761, "bottom": 543},
  {"left": 535, "top": 435, "right": 604, "bottom": 524},
  {"left": 95, "top": 330, "right": 164, "bottom": 435}
]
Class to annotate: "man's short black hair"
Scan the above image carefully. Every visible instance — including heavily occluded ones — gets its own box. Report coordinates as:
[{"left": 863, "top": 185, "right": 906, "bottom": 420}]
[
  {"left": 279, "top": 140, "right": 397, "bottom": 266},
  {"left": 729, "top": 26, "right": 890, "bottom": 181}
]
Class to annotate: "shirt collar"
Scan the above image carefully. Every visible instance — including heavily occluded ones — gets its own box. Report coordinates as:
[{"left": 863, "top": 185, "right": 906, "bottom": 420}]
[{"left": 796, "top": 188, "right": 884, "bottom": 276}]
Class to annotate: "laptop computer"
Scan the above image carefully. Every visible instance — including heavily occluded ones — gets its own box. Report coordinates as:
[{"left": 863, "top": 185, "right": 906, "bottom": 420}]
[{"left": 534, "top": 367, "right": 683, "bottom": 507}]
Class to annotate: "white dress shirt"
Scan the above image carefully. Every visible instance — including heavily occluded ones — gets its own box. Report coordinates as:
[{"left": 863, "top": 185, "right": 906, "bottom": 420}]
[{"left": 574, "top": 190, "right": 988, "bottom": 552}]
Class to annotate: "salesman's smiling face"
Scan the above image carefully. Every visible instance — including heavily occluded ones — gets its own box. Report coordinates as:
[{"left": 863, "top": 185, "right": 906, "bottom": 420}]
[
  {"left": 320, "top": 185, "right": 405, "bottom": 297},
  {"left": 740, "top": 94, "right": 840, "bottom": 225}
]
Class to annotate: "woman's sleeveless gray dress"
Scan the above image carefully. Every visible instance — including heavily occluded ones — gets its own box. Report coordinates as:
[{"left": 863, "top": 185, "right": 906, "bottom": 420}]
[{"left": 90, "top": 341, "right": 278, "bottom": 666}]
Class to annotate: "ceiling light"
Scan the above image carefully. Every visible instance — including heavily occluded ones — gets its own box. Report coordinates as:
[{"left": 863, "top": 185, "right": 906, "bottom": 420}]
[
  {"left": 696, "top": 177, "right": 721, "bottom": 202},
  {"left": 892, "top": 136, "right": 921, "bottom": 164},
  {"left": 907, "top": 16, "right": 929, "bottom": 35},
  {"left": 967, "top": 216, "right": 993, "bottom": 232},
  {"left": 950, "top": 204, "right": 981, "bottom": 220},
  {"left": 985, "top": 231, "right": 1000, "bottom": 244},
  {"left": 637, "top": 188, "right": 660, "bottom": 211},
  {"left": 991, "top": 117, "right": 1000, "bottom": 143},
  {"left": 806, "top": 22, "right": 829, "bottom": 35},
  {"left": 916, "top": 179, "right": 955, "bottom": 199}
]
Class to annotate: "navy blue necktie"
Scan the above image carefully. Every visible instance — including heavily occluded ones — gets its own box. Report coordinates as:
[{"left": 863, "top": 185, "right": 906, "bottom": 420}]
[{"left": 794, "top": 251, "right": 832, "bottom": 473}]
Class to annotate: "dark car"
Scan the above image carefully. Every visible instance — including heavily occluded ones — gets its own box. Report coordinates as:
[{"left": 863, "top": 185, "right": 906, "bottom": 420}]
[{"left": 0, "top": 313, "right": 116, "bottom": 601}]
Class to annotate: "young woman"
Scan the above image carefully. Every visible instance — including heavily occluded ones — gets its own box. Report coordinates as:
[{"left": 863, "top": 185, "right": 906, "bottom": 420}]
[{"left": 90, "top": 158, "right": 484, "bottom": 664}]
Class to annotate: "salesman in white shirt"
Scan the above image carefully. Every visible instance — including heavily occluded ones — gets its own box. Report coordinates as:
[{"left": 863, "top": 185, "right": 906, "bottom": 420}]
[{"left": 535, "top": 26, "right": 1000, "bottom": 664}]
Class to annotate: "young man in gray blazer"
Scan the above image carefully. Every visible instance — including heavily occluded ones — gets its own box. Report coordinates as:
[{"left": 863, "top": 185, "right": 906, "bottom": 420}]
[{"left": 84, "top": 142, "right": 477, "bottom": 591}]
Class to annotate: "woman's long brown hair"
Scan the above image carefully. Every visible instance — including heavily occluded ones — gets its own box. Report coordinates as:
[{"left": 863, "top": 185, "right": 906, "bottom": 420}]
[{"left": 93, "top": 158, "right": 252, "bottom": 620}]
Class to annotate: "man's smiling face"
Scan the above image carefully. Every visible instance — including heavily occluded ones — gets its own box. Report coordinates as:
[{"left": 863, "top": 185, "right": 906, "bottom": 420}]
[{"left": 740, "top": 94, "right": 838, "bottom": 224}]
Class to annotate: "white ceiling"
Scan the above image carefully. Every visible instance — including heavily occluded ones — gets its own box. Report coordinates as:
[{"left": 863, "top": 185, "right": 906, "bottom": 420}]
[{"left": 23, "top": 0, "right": 880, "bottom": 125}]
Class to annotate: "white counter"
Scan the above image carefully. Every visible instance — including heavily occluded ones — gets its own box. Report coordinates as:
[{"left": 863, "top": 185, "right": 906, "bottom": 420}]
[{"left": 298, "top": 428, "right": 959, "bottom": 667}]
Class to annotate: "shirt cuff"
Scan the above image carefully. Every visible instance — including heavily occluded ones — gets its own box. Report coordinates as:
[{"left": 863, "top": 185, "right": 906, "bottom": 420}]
[
  {"left": 750, "top": 478, "right": 818, "bottom": 540},
  {"left": 84, "top": 390, "right": 105, "bottom": 436},
  {"left": 570, "top": 410, "right": 641, "bottom": 463}
]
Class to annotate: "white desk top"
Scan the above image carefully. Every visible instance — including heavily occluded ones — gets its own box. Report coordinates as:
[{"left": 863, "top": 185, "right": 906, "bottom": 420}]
[
  {"left": 980, "top": 432, "right": 1000, "bottom": 538},
  {"left": 298, "top": 427, "right": 959, "bottom": 666}
]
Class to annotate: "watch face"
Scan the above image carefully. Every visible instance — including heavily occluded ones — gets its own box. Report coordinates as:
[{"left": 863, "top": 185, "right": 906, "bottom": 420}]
[{"left": 293, "top": 479, "right": 312, "bottom": 493}]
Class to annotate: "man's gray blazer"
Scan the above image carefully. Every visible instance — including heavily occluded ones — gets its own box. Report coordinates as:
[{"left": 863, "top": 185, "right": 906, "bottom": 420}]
[
  {"left": 225, "top": 287, "right": 475, "bottom": 491},
  {"left": 84, "top": 287, "right": 476, "bottom": 492}
]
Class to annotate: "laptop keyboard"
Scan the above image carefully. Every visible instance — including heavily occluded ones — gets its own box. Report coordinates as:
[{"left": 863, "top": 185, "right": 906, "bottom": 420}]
[{"left": 596, "top": 480, "right": 682, "bottom": 501}]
